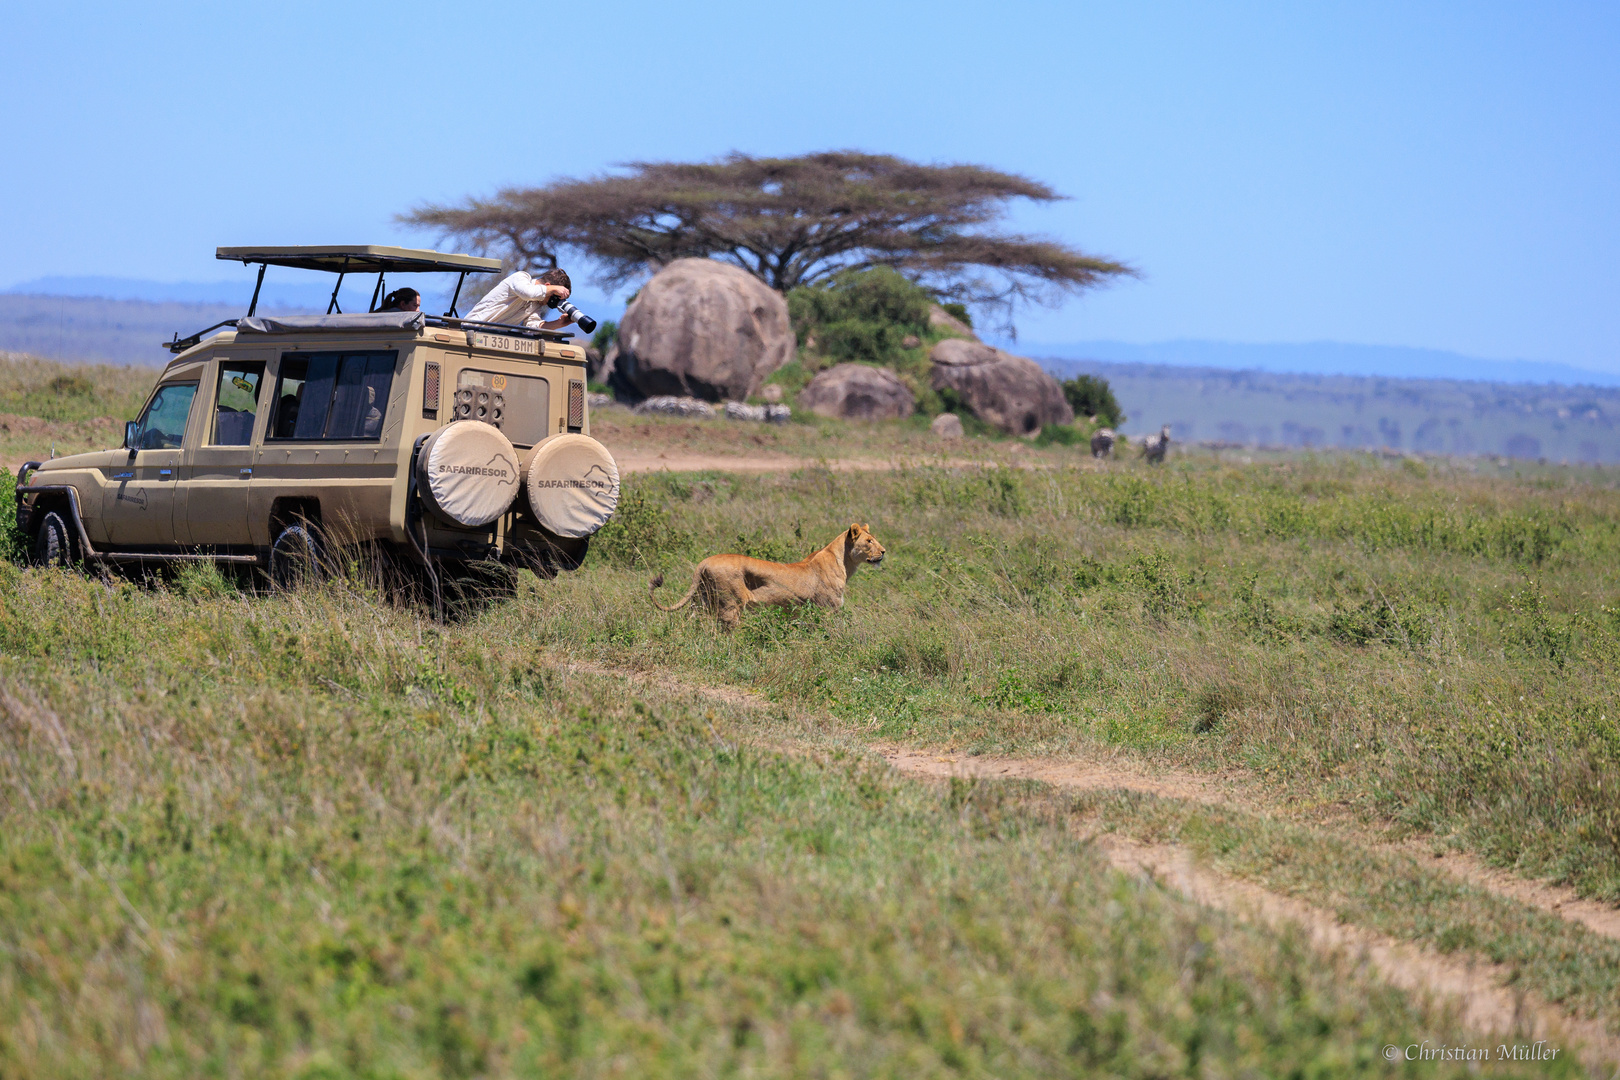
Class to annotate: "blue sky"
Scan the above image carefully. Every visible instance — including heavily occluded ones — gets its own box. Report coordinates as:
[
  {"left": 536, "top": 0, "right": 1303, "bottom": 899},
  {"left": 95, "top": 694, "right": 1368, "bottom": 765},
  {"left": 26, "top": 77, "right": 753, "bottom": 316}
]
[{"left": 1, "top": 1, "right": 1615, "bottom": 370}]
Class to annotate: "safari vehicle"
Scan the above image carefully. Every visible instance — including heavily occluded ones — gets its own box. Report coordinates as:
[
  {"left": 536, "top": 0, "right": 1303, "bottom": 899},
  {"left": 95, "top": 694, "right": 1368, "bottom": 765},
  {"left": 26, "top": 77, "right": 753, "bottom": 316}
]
[{"left": 14, "top": 246, "right": 620, "bottom": 589}]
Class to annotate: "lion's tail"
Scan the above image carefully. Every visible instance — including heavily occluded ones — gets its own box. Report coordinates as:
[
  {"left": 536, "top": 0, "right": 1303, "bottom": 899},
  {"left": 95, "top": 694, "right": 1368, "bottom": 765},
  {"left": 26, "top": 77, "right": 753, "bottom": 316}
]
[{"left": 649, "top": 571, "right": 699, "bottom": 612}]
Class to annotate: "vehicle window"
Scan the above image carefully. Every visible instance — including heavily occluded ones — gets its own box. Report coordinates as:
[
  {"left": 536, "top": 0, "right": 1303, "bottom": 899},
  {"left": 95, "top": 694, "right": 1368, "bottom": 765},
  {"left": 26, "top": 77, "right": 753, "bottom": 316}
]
[
  {"left": 456, "top": 369, "right": 550, "bottom": 447},
  {"left": 268, "top": 351, "right": 396, "bottom": 440},
  {"left": 132, "top": 382, "right": 199, "bottom": 450},
  {"left": 211, "top": 362, "right": 266, "bottom": 446}
]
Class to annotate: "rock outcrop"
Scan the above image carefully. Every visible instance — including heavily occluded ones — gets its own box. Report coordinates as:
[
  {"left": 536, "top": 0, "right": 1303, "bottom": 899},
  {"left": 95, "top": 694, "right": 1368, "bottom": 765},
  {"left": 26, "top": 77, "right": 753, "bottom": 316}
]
[
  {"left": 797, "top": 364, "right": 915, "bottom": 421},
  {"left": 931, "top": 412, "right": 964, "bottom": 440},
  {"left": 927, "top": 305, "right": 978, "bottom": 341},
  {"left": 610, "top": 259, "right": 795, "bottom": 403},
  {"left": 928, "top": 339, "right": 1073, "bottom": 436}
]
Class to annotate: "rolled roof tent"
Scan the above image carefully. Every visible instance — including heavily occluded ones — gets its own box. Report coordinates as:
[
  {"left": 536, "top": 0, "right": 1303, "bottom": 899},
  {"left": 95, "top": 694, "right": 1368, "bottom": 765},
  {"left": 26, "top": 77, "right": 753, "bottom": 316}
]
[{"left": 217, "top": 245, "right": 505, "bottom": 317}]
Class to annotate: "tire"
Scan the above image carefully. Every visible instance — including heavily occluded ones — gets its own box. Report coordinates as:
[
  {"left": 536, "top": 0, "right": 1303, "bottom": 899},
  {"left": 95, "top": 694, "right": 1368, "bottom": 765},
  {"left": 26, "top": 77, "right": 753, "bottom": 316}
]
[
  {"left": 30, "top": 510, "right": 76, "bottom": 569},
  {"left": 268, "top": 522, "right": 325, "bottom": 590},
  {"left": 503, "top": 533, "right": 588, "bottom": 578}
]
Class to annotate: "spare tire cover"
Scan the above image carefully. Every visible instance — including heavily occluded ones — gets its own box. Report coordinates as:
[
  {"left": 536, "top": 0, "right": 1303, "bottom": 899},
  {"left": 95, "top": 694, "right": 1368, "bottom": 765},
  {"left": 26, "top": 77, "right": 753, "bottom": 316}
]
[
  {"left": 416, "top": 421, "right": 521, "bottom": 527},
  {"left": 522, "top": 434, "right": 620, "bottom": 538}
]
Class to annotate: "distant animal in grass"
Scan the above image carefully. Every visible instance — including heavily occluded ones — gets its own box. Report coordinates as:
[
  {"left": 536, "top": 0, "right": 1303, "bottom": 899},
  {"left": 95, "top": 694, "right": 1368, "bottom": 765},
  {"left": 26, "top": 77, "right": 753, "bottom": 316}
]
[
  {"left": 649, "top": 523, "right": 887, "bottom": 631},
  {"left": 1140, "top": 425, "right": 1171, "bottom": 464},
  {"left": 1090, "top": 427, "right": 1117, "bottom": 458}
]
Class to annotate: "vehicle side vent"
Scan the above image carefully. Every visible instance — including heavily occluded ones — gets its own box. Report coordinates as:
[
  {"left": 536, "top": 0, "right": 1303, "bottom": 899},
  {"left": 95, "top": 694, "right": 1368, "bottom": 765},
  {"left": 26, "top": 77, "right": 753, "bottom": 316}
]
[
  {"left": 423, "top": 361, "right": 441, "bottom": 419},
  {"left": 568, "top": 379, "right": 584, "bottom": 431}
]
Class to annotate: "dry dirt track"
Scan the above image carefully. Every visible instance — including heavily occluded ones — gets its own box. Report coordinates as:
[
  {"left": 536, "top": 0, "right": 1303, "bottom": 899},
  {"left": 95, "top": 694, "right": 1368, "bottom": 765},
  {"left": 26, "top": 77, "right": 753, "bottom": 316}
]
[{"left": 554, "top": 658, "right": 1620, "bottom": 1073}]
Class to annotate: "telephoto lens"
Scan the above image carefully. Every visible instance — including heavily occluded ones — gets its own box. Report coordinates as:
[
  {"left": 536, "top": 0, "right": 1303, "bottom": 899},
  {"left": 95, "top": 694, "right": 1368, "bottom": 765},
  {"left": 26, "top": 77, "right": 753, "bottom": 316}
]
[{"left": 554, "top": 300, "right": 597, "bottom": 335}]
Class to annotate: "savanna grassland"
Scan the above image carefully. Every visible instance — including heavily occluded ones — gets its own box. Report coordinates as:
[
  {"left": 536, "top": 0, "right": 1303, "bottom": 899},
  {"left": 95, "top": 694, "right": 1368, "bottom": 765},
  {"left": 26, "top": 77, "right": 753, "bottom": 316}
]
[{"left": 2, "top": 353, "right": 1619, "bottom": 1076}]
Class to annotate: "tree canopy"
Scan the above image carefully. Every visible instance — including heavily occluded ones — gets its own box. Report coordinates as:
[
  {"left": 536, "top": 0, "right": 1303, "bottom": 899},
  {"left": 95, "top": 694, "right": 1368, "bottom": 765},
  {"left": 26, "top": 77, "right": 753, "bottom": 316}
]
[{"left": 403, "top": 151, "right": 1133, "bottom": 330}]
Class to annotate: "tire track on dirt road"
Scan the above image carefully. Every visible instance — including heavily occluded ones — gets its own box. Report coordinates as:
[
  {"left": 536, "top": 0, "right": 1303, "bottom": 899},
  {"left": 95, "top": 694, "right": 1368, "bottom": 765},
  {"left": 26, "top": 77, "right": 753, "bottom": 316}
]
[
  {"left": 1096, "top": 836, "right": 1620, "bottom": 1074},
  {"left": 551, "top": 657, "right": 1620, "bottom": 1071},
  {"left": 880, "top": 745, "right": 1620, "bottom": 946}
]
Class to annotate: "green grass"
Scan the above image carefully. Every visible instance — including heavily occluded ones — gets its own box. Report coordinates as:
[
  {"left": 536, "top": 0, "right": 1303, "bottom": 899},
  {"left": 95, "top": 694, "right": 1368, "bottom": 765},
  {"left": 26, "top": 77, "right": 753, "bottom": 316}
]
[
  {"left": 1070, "top": 788, "right": 1620, "bottom": 1025},
  {"left": 0, "top": 352, "right": 155, "bottom": 424},
  {"left": 5, "top": 355, "right": 1620, "bottom": 1074},
  {"left": 524, "top": 455, "right": 1620, "bottom": 901},
  {"left": 1, "top": 569, "right": 1567, "bottom": 1077}
]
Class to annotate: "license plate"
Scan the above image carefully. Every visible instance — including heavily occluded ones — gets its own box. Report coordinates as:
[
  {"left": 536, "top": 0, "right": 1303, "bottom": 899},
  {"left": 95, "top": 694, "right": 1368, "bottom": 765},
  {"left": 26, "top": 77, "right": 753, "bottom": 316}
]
[{"left": 469, "top": 331, "right": 539, "bottom": 356}]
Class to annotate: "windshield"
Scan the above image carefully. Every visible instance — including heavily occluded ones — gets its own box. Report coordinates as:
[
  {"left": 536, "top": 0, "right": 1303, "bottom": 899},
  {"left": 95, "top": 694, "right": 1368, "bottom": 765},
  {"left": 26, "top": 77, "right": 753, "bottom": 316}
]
[{"left": 133, "top": 383, "right": 198, "bottom": 450}]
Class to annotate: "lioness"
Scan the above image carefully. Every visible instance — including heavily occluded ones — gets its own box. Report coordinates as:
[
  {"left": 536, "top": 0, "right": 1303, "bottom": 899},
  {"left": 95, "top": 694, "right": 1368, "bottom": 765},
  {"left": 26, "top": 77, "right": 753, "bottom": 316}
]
[{"left": 649, "top": 522, "right": 886, "bottom": 630}]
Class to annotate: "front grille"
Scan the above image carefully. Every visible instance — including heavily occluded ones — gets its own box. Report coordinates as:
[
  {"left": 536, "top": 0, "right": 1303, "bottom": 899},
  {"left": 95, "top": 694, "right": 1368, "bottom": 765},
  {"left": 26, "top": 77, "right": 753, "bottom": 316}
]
[{"left": 568, "top": 380, "right": 584, "bottom": 430}]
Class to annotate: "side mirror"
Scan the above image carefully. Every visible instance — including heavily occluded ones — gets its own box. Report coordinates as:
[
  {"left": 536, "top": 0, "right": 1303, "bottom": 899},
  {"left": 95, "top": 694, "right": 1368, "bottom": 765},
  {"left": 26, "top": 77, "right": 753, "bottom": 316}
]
[{"left": 124, "top": 421, "right": 139, "bottom": 451}]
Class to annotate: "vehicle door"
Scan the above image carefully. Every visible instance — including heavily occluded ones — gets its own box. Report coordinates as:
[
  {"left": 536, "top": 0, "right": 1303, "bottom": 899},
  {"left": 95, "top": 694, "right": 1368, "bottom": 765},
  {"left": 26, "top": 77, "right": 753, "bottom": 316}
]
[
  {"left": 177, "top": 353, "right": 272, "bottom": 547},
  {"left": 251, "top": 349, "right": 399, "bottom": 546},
  {"left": 102, "top": 381, "right": 199, "bottom": 548}
]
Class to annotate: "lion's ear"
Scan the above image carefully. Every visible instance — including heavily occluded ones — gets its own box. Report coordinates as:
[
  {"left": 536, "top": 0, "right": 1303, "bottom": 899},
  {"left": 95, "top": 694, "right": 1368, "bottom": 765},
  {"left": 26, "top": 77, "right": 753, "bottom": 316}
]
[{"left": 848, "top": 522, "right": 860, "bottom": 535}]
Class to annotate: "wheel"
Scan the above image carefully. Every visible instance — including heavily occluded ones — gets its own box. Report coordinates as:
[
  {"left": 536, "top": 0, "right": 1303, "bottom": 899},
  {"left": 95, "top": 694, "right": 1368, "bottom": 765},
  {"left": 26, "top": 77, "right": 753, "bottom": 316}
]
[
  {"left": 30, "top": 510, "right": 77, "bottom": 568},
  {"left": 268, "top": 522, "right": 325, "bottom": 589}
]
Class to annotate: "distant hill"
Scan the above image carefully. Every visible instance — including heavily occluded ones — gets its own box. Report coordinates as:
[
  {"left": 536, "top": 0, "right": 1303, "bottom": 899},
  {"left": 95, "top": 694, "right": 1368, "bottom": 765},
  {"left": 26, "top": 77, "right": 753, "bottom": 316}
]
[
  {"left": 1018, "top": 339, "right": 1620, "bottom": 388},
  {"left": 1040, "top": 356, "right": 1620, "bottom": 463},
  {"left": 4, "top": 275, "right": 337, "bottom": 311},
  {"left": 0, "top": 294, "right": 305, "bottom": 366}
]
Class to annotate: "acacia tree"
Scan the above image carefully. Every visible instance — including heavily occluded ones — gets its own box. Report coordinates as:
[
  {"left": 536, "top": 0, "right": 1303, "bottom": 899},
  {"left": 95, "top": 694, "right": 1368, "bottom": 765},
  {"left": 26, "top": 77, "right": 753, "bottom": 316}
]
[{"left": 404, "top": 151, "right": 1133, "bottom": 331}]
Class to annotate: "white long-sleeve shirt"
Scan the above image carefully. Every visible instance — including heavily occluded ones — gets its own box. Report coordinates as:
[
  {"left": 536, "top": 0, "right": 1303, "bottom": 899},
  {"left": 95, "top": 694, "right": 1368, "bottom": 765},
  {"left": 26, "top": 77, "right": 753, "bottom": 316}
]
[{"left": 464, "top": 271, "right": 555, "bottom": 328}]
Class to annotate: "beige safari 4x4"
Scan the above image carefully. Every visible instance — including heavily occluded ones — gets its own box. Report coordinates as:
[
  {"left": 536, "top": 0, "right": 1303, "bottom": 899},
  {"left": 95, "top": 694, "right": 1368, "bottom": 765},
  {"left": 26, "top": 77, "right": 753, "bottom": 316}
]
[{"left": 14, "top": 246, "right": 620, "bottom": 591}]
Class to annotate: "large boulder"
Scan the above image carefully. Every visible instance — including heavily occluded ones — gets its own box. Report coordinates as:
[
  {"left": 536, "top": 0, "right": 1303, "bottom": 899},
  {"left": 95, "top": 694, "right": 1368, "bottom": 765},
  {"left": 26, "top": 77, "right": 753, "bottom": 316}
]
[
  {"left": 927, "top": 304, "right": 978, "bottom": 341},
  {"left": 610, "top": 259, "right": 795, "bottom": 403},
  {"left": 929, "top": 339, "right": 1073, "bottom": 436},
  {"left": 797, "top": 363, "right": 915, "bottom": 421}
]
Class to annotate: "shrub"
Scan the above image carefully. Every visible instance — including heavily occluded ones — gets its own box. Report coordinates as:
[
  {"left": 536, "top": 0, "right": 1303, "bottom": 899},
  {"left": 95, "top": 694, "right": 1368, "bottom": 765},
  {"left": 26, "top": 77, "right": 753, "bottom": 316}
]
[
  {"left": 1327, "top": 591, "right": 1436, "bottom": 649},
  {"left": 787, "top": 268, "right": 932, "bottom": 366},
  {"left": 49, "top": 373, "right": 95, "bottom": 397},
  {"left": 1033, "top": 423, "right": 1083, "bottom": 447},
  {"left": 1194, "top": 683, "right": 1245, "bottom": 734},
  {"left": 590, "top": 320, "right": 618, "bottom": 352},
  {"left": 0, "top": 471, "right": 28, "bottom": 563},
  {"left": 1504, "top": 580, "right": 1574, "bottom": 667},
  {"left": 941, "top": 302, "right": 973, "bottom": 328},
  {"left": 588, "top": 489, "right": 688, "bottom": 570},
  {"left": 1061, "top": 374, "right": 1124, "bottom": 428}
]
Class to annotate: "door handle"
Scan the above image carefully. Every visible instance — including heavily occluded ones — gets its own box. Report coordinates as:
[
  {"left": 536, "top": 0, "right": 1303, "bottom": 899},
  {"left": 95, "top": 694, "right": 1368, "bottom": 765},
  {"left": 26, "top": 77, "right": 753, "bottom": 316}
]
[{"left": 239, "top": 467, "right": 253, "bottom": 477}]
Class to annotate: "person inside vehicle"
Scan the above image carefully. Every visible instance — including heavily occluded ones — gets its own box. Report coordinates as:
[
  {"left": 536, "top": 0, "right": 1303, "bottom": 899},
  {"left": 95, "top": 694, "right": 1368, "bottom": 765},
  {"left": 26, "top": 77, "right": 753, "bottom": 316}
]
[
  {"left": 378, "top": 287, "right": 421, "bottom": 312},
  {"left": 275, "top": 384, "right": 303, "bottom": 439},
  {"left": 464, "top": 268, "right": 576, "bottom": 330}
]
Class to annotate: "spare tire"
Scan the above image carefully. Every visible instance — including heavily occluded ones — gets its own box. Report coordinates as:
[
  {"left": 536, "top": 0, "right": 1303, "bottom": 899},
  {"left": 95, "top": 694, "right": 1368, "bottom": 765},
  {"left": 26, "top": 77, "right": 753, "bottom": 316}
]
[
  {"left": 416, "top": 421, "right": 521, "bottom": 528},
  {"left": 521, "top": 434, "right": 620, "bottom": 538}
]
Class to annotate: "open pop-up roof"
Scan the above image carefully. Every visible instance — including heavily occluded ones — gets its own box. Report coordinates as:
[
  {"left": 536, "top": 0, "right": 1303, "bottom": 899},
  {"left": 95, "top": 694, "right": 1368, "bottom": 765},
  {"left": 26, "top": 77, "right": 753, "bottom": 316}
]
[
  {"left": 215, "top": 245, "right": 503, "bottom": 321},
  {"left": 165, "top": 245, "right": 546, "bottom": 354},
  {"left": 216, "top": 245, "right": 502, "bottom": 275}
]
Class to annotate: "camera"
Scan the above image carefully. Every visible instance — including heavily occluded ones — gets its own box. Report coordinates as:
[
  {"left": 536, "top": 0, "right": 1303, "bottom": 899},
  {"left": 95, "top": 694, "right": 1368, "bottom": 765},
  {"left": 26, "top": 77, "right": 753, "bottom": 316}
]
[{"left": 546, "top": 294, "right": 597, "bottom": 335}]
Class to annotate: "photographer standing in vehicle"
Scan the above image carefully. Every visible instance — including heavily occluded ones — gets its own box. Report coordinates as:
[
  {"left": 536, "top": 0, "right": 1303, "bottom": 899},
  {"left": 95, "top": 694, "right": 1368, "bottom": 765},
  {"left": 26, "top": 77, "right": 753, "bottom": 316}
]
[{"left": 465, "top": 267, "right": 578, "bottom": 331}]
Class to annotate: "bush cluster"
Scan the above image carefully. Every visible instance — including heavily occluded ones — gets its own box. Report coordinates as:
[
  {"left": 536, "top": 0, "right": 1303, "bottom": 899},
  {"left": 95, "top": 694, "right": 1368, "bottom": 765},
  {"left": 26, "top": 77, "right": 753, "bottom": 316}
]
[
  {"left": 786, "top": 267, "right": 933, "bottom": 368},
  {"left": 1061, "top": 374, "right": 1125, "bottom": 428}
]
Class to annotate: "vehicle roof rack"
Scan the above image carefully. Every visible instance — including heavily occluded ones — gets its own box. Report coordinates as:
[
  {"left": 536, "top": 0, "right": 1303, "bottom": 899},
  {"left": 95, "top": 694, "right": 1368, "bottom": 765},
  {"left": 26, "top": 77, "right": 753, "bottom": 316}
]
[
  {"left": 215, "top": 245, "right": 504, "bottom": 320},
  {"left": 165, "top": 245, "right": 516, "bottom": 351},
  {"left": 215, "top": 246, "right": 502, "bottom": 275}
]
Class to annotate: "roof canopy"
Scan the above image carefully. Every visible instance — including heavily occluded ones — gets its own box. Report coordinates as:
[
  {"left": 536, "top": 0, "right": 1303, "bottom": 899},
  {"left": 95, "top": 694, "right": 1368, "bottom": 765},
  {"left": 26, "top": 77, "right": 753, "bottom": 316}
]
[{"left": 215, "top": 245, "right": 502, "bottom": 275}]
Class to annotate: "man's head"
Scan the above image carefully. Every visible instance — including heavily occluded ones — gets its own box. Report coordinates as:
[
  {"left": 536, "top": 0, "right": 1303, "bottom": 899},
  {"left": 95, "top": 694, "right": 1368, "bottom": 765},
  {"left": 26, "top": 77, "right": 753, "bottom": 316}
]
[{"left": 535, "top": 268, "right": 571, "bottom": 292}]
